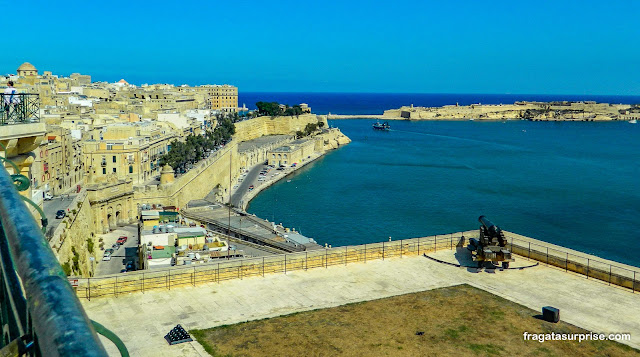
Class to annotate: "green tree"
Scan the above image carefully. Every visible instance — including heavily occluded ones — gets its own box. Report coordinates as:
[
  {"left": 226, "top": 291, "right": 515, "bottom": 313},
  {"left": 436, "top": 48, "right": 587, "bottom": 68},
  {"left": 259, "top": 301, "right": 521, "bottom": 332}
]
[{"left": 304, "top": 123, "right": 318, "bottom": 136}]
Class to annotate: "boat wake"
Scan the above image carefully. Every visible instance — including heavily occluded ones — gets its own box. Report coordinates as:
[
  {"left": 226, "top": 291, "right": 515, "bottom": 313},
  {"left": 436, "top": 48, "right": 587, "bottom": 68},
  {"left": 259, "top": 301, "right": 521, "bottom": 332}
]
[{"left": 389, "top": 129, "right": 523, "bottom": 150}]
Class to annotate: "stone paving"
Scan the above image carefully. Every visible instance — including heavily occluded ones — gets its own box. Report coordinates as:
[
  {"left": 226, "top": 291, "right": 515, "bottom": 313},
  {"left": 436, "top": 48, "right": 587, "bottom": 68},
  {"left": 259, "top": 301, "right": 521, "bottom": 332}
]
[{"left": 83, "top": 249, "right": 640, "bottom": 356}]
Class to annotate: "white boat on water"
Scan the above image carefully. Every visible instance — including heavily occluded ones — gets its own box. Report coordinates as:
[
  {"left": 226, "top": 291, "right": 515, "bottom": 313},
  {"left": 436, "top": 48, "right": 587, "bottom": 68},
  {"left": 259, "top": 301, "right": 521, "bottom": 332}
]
[{"left": 630, "top": 119, "right": 637, "bottom": 124}]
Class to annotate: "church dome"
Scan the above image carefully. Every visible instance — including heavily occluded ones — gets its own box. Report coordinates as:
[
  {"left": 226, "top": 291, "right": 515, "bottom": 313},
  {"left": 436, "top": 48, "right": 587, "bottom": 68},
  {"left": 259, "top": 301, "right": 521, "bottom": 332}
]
[{"left": 17, "top": 62, "right": 36, "bottom": 72}]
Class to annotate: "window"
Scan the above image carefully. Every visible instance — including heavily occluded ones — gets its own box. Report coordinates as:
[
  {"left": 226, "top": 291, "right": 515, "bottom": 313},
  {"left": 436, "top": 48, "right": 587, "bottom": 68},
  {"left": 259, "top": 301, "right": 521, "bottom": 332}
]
[
  {"left": 113, "top": 168, "right": 117, "bottom": 173},
  {"left": 112, "top": 156, "right": 116, "bottom": 163},
  {"left": 102, "top": 168, "right": 106, "bottom": 174},
  {"left": 129, "top": 166, "right": 133, "bottom": 173}
]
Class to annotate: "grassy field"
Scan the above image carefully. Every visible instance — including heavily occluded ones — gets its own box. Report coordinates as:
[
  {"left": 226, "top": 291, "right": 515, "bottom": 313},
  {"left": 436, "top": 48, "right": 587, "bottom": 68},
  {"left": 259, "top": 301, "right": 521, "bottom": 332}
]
[{"left": 191, "top": 284, "right": 638, "bottom": 357}]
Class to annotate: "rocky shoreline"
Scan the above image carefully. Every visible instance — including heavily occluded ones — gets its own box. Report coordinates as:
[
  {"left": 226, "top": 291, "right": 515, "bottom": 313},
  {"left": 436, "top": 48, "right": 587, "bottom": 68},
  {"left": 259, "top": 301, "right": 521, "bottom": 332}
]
[{"left": 321, "top": 101, "right": 640, "bottom": 122}]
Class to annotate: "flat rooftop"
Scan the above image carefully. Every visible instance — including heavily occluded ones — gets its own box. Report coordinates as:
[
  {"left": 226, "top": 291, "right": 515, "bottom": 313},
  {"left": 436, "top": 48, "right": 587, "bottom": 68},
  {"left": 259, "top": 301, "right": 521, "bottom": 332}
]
[
  {"left": 82, "top": 249, "right": 640, "bottom": 356},
  {"left": 237, "top": 135, "right": 291, "bottom": 152}
]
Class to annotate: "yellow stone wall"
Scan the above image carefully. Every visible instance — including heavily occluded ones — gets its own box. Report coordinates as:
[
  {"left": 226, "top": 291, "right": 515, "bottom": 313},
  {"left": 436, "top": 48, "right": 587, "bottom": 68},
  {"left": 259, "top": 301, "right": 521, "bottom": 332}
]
[
  {"left": 52, "top": 192, "right": 98, "bottom": 277},
  {"left": 234, "top": 114, "right": 326, "bottom": 142}
]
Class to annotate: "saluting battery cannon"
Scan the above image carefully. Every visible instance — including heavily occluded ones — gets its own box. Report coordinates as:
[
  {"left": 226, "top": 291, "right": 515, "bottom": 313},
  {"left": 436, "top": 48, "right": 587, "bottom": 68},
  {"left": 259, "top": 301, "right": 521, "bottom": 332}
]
[{"left": 468, "top": 216, "right": 514, "bottom": 268}]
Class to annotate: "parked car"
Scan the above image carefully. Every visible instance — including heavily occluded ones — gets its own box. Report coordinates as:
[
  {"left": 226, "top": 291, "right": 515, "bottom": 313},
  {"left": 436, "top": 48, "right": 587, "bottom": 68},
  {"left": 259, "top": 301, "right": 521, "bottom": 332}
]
[
  {"left": 116, "top": 236, "right": 127, "bottom": 245},
  {"left": 102, "top": 250, "right": 113, "bottom": 261},
  {"left": 112, "top": 243, "right": 119, "bottom": 251},
  {"left": 55, "top": 210, "right": 66, "bottom": 219},
  {"left": 44, "top": 192, "right": 53, "bottom": 201},
  {"left": 249, "top": 185, "right": 254, "bottom": 190}
]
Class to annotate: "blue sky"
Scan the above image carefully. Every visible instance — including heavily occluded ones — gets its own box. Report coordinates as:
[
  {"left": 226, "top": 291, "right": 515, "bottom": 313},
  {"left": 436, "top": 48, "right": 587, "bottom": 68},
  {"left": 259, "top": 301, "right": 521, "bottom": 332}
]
[{"left": 4, "top": 0, "right": 639, "bottom": 94}]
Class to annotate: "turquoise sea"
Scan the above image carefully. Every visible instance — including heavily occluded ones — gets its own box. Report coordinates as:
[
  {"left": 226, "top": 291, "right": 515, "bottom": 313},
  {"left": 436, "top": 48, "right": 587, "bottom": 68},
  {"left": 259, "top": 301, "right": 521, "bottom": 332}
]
[{"left": 247, "top": 119, "right": 640, "bottom": 267}]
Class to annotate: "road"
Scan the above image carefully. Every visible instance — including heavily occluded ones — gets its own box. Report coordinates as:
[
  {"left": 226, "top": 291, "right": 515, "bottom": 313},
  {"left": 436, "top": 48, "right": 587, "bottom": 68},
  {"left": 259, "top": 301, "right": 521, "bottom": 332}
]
[
  {"left": 42, "top": 195, "right": 77, "bottom": 239},
  {"left": 230, "top": 164, "right": 264, "bottom": 207},
  {"left": 94, "top": 224, "right": 140, "bottom": 276}
]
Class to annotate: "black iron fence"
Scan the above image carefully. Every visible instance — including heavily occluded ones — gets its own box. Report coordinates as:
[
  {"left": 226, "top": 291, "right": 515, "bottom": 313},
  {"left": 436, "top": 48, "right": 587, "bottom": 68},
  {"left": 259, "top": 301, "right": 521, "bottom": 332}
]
[{"left": 0, "top": 93, "right": 40, "bottom": 125}]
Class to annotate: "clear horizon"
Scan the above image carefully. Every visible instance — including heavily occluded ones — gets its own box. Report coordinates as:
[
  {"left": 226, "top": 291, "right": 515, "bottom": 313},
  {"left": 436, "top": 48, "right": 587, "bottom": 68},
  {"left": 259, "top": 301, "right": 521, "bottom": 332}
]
[{"left": 7, "top": 0, "right": 639, "bottom": 95}]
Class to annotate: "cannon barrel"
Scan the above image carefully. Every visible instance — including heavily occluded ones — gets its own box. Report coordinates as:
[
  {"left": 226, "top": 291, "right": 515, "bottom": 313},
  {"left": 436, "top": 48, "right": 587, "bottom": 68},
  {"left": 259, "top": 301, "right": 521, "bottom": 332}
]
[{"left": 478, "top": 215, "right": 501, "bottom": 236}]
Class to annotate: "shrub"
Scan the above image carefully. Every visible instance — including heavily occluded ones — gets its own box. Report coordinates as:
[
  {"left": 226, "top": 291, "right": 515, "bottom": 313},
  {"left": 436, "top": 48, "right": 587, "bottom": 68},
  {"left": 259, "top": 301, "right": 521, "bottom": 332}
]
[
  {"left": 71, "top": 247, "right": 80, "bottom": 273},
  {"left": 87, "top": 238, "right": 94, "bottom": 254},
  {"left": 61, "top": 262, "right": 72, "bottom": 276}
]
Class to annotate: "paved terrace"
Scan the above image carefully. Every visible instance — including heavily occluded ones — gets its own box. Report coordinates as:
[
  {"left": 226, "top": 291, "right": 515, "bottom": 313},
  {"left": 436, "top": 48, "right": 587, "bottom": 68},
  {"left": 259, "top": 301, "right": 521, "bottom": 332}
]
[{"left": 82, "top": 233, "right": 640, "bottom": 356}]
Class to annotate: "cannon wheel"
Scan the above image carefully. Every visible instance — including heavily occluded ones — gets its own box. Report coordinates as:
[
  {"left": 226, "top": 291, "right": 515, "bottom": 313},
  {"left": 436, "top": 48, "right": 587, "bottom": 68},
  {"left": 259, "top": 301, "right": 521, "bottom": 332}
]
[{"left": 502, "top": 262, "right": 510, "bottom": 269}]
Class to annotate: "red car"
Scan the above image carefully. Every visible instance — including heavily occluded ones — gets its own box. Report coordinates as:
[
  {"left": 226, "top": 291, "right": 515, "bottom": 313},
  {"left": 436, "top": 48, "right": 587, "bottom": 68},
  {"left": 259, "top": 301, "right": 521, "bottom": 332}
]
[{"left": 116, "top": 236, "right": 128, "bottom": 245}]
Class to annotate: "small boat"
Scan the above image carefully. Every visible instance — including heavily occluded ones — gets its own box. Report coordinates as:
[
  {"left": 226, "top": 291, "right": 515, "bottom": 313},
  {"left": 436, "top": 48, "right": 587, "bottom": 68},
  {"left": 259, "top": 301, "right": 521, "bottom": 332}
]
[
  {"left": 630, "top": 119, "right": 638, "bottom": 124},
  {"left": 372, "top": 121, "right": 390, "bottom": 130}
]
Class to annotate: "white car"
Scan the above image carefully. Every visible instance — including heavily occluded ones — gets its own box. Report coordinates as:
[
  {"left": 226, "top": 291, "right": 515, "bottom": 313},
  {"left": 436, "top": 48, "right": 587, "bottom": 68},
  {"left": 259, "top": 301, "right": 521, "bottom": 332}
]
[
  {"left": 43, "top": 192, "right": 53, "bottom": 201},
  {"left": 102, "top": 254, "right": 112, "bottom": 261}
]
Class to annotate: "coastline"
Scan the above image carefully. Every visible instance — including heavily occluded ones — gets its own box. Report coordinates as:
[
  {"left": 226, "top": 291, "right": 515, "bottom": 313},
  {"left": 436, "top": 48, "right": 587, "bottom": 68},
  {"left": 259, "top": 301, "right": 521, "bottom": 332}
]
[
  {"left": 230, "top": 127, "right": 351, "bottom": 212},
  {"left": 234, "top": 150, "right": 327, "bottom": 211},
  {"left": 318, "top": 100, "right": 639, "bottom": 122}
]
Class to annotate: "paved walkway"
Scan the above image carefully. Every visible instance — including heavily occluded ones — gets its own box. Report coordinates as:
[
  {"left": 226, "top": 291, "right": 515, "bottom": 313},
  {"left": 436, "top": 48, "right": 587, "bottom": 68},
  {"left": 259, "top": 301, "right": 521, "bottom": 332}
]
[{"left": 82, "top": 250, "right": 640, "bottom": 356}]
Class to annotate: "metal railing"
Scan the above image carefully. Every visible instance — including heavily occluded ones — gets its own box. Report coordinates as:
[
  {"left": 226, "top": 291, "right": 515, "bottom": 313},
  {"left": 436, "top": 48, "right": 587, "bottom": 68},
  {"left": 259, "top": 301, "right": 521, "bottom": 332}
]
[
  {"left": 76, "top": 230, "right": 640, "bottom": 300},
  {"left": 0, "top": 93, "right": 40, "bottom": 125},
  {"left": 503, "top": 232, "right": 640, "bottom": 292},
  {"left": 0, "top": 165, "right": 108, "bottom": 355},
  {"left": 76, "top": 233, "right": 472, "bottom": 299}
]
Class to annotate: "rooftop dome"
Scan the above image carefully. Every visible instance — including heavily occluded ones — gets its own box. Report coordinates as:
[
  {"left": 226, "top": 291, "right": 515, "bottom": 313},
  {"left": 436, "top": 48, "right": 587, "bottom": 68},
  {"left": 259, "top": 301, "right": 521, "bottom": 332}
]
[{"left": 17, "top": 62, "right": 36, "bottom": 71}]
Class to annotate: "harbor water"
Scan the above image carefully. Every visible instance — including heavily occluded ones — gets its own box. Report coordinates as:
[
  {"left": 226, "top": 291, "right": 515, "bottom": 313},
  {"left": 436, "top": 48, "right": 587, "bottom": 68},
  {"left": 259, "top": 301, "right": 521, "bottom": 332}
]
[{"left": 247, "top": 118, "right": 640, "bottom": 267}]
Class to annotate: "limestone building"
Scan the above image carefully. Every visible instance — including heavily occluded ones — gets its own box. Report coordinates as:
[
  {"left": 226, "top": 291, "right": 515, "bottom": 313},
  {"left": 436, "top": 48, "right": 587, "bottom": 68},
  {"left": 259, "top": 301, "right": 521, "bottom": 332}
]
[
  {"left": 17, "top": 62, "right": 38, "bottom": 77},
  {"left": 189, "top": 85, "right": 238, "bottom": 113},
  {"left": 82, "top": 122, "right": 178, "bottom": 185},
  {"left": 32, "top": 127, "right": 85, "bottom": 195},
  {"left": 267, "top": 139, "right": 315, "bottom": 167},
  {"left": 86, "top": 175, "right": 135, "bottom": 233}
]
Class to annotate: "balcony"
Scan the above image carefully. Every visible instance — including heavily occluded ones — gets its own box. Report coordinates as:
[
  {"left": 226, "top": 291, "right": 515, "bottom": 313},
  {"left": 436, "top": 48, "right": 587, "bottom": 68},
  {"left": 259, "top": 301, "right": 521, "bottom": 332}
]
[
  {"left": 0, "top": 165, "right": 123, "bottom": 355},
  {"left": 0, "top": 93, "right": 40, "bottom": 125}
]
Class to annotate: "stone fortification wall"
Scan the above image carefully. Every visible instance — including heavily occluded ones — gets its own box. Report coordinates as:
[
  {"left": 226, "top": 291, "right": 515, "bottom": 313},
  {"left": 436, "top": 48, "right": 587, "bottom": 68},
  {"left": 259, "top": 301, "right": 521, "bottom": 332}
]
[
  {"left": 316, "top": 128, "right": 351, "bottom": 151},
  {"left": 383, "top": 102, "right": 631, "bottom": 121},
  {"left": 234, "top": 114, "right": 327, "bottom": 142},
  {"left": 51, "top": 191, "right": 98, "bottom": 277},
  {"left": 133, "top": 115, "right": 344, "bottom": 214},
  {"left": 134, "top": 143, "right": 239, "bottom": 208}
]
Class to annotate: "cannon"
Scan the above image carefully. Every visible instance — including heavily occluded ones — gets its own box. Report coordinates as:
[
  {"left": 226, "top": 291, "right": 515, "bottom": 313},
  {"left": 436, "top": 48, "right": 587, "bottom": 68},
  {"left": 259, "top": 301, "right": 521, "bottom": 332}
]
[{"left": 467, "top": 216, "right": 514, "bottom": 268}]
